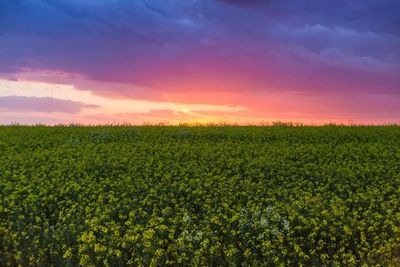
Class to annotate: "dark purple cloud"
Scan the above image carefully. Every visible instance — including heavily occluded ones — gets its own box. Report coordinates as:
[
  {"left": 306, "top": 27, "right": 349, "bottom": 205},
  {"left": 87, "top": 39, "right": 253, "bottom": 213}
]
[
  {"left": 0, "top": 0, "right": 399, "bottom": 99},
  {"left": 0, "top": 96, "right": 98, "bottom": 113}
]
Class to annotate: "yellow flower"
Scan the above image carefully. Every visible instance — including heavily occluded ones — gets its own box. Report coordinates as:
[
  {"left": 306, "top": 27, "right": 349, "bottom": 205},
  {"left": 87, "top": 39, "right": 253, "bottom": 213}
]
[{"left": 63, "top": 248, "right": 73, "bottom": 259}]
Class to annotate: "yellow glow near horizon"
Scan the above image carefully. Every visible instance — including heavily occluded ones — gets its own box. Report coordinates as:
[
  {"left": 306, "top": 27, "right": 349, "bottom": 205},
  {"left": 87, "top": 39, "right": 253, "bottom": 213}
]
[{"left": 0, "top": 79, "right": 247, "bottom": 124}]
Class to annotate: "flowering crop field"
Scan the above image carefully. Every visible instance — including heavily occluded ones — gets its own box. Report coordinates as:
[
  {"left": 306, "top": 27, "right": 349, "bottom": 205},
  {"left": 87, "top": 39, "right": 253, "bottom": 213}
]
[{"left": 0, "top": 125, "right": 400, "bottom": 266}]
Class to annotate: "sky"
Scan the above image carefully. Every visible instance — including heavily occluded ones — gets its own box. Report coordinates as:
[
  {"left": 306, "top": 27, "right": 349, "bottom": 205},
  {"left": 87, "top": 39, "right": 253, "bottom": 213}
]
[{"left": 0, "top": 0, "right": 399, "bottom": 125}]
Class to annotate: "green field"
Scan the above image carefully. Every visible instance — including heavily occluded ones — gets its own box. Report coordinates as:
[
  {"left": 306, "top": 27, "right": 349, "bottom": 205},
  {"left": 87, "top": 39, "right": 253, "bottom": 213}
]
[{"left": 0, "top": 126, "right": 399, "bottom": 266}]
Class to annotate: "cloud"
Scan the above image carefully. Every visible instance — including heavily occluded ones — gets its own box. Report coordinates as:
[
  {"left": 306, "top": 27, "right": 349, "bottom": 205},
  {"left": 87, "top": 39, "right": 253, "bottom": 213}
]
[
  {"left": 217, "top": 0, "right": 266, "bottom": 6},
  {"left": 0, "top": 0, "right": 398, "bottom": 93},
  {"left": 0, "top": 95, "right": 98, "bottom": 113},
  {"left": 0, "top": 0, "right": 399, "bottom": 124}
]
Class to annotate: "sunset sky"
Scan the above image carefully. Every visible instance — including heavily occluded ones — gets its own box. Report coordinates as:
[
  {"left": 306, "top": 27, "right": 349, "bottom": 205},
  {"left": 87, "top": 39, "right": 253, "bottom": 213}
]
[{"left": 0, "top": 0, "right": 399, "bottom": 125}]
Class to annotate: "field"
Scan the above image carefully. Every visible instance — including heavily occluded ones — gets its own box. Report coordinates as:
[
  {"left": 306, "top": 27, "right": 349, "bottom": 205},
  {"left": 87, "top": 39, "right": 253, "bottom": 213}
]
[{"left": 0, "top": 125, "right": 400, "bottom": 266}]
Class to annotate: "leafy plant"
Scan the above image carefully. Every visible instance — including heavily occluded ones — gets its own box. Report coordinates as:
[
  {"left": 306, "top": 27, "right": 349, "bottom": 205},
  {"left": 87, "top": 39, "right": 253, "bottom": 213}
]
[{"left": 0, "top": 125, "right": 399, "bottom": 266}]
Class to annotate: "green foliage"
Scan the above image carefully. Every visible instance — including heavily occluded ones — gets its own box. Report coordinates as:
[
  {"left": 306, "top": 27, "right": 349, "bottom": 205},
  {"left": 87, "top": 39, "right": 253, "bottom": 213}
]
[{"left": 0, "top": 125, "right": 400, "bottom": 266}]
